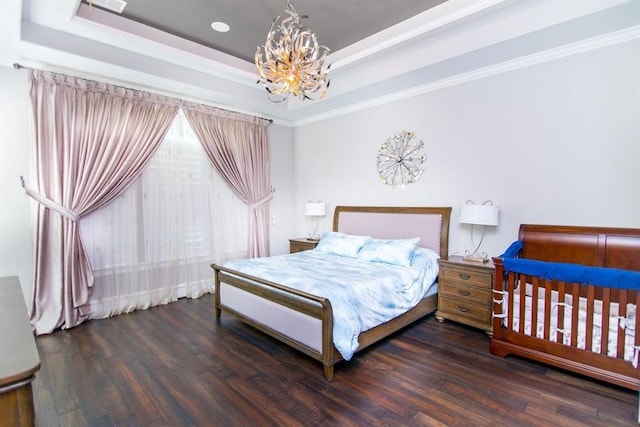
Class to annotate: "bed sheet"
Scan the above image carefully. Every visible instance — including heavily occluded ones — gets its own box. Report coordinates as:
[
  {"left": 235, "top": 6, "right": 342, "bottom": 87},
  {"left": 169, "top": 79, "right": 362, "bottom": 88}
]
[{"left": 224, "top": 249, "right": 439, "bottom": 360}]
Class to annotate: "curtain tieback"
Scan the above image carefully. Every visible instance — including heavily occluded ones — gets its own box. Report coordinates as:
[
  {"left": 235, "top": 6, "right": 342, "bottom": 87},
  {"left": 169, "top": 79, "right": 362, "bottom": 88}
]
[
  {"left": 249, "top": 193, "right": 273, "bottom": 210},
  {"left": 20, "top": 176, "right": 80, "bottom": 222}
]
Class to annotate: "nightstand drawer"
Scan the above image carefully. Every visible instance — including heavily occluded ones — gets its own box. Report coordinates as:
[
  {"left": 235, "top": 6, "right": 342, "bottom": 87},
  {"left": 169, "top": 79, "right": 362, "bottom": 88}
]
[
  {"left": 439, "top": 297, "right": 491, "bottom": 324},
  {"left": 440, "top": 265, "right": 492, "bottom": 289},
  {"left": 440, "top": 280, "right": 490, "bottom": 305},
  {"left": 289, "top": 238, "right": 319, "bottom": 253}
]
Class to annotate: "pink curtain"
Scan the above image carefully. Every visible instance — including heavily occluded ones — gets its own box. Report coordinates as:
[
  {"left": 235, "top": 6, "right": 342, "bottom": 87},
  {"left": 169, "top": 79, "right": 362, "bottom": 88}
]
[
  {"left": 183, "top": 104, "right": 271, "bottom": 258},
  {"left": 27, "top": 70, "right": 179, "bottom": 334}
]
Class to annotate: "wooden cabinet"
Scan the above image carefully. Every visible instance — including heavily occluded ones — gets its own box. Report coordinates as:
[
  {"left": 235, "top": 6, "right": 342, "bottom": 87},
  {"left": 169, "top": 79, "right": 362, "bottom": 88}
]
[
  {"left": 289, "top": 237, "right": 319, "bottom": 253},
  {"left": 436, "top": 256, "right": 494, "bottom": 334},
  {"left": 0, "top": 276, "right": 40, "bottom": 427}
]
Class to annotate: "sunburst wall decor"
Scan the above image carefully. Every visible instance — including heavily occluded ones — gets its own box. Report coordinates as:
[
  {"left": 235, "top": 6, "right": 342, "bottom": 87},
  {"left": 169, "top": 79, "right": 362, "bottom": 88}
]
[{"left": 376, "top": 130, "right": 425, "bottom": 188}]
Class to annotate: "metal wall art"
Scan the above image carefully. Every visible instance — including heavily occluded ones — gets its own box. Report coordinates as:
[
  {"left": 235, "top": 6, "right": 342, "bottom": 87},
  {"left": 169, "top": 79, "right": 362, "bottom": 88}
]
[{"left": 376, "top": 130, "right": 425, "bottom": 188}]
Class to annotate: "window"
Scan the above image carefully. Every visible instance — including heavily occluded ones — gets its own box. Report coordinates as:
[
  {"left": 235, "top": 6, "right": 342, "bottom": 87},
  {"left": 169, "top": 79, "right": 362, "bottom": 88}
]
[{"left": 80, "top": 110, "right": 248, "bottom": 317}]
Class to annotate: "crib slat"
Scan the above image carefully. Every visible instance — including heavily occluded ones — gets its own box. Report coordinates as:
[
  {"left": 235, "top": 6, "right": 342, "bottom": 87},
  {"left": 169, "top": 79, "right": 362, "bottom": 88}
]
[
  {"left": 531, "top": 276, "right": 539, "bottom": 338},
  {"left": 556, "top": 281, "right": 566, "bottom": 344},
  {"left": 585, "top": 285, "right": 595, "bottom": 352},
  {"left": 617, "top": 289, "right": 627, "bottom": 360},
  {"left": 636, "top": 292, "right": 640, "bottom": 349},
  {"left": 570, "top": 282, "right": 579, "bottom": 348},
  {"left": 507, "top": 272, "right": 516, "bottom": 332},
  {"left": 544, "top": 281, "right": 552, "bottom": 341},
  {"left": 518, "top": 274, "right": 526, "bottom": 334},
  {"left": 600, "top": 288, "right": 611, "bottom": 356}
]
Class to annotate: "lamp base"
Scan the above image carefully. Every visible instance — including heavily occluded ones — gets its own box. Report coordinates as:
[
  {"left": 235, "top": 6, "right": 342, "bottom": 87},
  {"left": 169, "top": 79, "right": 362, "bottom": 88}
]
[
  {"left": 463, "top": 255, "right": 489, "bottom": 264},
  {"left": 306, "top": 237, "right": 320, "bottom": 242}
]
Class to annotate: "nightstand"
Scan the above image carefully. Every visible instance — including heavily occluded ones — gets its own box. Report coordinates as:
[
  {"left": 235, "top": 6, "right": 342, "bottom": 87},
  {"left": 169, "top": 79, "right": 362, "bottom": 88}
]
[
  {"left": 436, "top": 255, "right": 494, "bottom": 335},
  {"left": 289, "top": 237, "right": 319, "bottom": 253}
]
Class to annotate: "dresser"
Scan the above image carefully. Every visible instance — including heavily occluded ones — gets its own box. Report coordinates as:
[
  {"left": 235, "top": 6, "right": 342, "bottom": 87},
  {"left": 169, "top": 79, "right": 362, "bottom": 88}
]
[
  {"left": 0, "top": 276, "right": 41, "bottom": 427},
  {"left": 289, "top": 237, "right": 319, "bottom": 253},
  {"left": 436, "top": 256, "right": 494, "bottom": 335}
]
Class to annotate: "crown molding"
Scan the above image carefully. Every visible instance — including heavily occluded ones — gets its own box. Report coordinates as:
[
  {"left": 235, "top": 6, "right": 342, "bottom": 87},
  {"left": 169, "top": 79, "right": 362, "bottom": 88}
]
[{"left": 293, "top": 25, "right": 640, "bottom": 127}]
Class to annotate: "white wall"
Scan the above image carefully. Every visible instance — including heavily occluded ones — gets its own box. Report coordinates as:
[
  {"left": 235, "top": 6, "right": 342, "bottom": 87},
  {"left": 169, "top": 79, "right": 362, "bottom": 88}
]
[
  {"left": 268, "top": 124, "right": 295, "bottom": 255},
  {"left": 0, "top": 67, "right": 33, "bottom": 301},
  {"left": 293, "top": 40, "right": 640, "bottom": 258}
]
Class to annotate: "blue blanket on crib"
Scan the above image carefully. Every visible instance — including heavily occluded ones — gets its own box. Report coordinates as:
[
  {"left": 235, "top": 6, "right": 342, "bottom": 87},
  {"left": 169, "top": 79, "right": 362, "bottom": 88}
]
[{"left": 499, "top": 240, "right": 640, "bottom": 289}]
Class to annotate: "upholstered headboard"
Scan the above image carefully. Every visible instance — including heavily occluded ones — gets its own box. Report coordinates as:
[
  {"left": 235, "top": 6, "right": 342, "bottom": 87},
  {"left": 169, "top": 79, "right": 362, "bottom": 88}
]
[
  {"left": 518, "top": 224, "right": 640, "bottom": 271},
  {"left": 333, "top": 206, "right": 452, "bottom": 259}
]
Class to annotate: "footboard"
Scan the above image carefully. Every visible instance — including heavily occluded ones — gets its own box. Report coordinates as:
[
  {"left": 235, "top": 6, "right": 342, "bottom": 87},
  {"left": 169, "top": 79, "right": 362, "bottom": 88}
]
[{"left": 212, "top": 264, "right": 340, "bottom": 381}]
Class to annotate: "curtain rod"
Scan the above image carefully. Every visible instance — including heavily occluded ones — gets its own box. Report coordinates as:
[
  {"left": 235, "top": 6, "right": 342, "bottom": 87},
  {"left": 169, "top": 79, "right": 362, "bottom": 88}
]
[{"left": 13, "top": 62, "right": 274, "bottom": 124}]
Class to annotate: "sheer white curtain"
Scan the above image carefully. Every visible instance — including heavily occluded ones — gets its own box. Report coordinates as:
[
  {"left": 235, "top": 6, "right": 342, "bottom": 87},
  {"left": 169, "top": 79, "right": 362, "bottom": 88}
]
[{"left": 80, "top": 110, "right": 248, "bottom": 319}]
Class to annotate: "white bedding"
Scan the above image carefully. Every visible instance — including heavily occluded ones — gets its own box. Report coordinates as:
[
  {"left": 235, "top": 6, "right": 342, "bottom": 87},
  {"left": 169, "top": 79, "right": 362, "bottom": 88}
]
[{"left": 503, "top": 284, "right": 636, "bottom": 362}]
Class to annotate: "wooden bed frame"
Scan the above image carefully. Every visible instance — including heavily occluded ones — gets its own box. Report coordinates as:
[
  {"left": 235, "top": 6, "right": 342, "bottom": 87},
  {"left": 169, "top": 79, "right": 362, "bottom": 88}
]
[
  {"left": 212, "top": 206, "right": 451, "bottom": 381},
  {"left": 491, "top": 224, "right": 640, "bottom": 390}
]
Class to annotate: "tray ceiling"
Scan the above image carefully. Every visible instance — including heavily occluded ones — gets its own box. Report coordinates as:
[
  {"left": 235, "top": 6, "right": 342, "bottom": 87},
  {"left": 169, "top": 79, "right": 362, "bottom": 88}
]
[{"left": 2, "top": 0, "right": 638, "bottom": 125}]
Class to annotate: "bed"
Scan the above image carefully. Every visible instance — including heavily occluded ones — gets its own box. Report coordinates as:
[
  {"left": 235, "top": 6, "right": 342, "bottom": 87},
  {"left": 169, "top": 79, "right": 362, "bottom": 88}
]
[
  {"left": 211, "top": 206, "right": 451, "bottom": 381},
  {"left": 491, "top": 224, "right": 640, "bottom": 391}
]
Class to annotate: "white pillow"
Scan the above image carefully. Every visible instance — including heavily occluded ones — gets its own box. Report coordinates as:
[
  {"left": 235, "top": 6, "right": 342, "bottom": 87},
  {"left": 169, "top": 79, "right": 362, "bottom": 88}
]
[
  {"left": 315, "top": 232, "right": 371, "bottom": 258},
  {"left": 357, "top": 237, "right": 420, "bottom": 267}
]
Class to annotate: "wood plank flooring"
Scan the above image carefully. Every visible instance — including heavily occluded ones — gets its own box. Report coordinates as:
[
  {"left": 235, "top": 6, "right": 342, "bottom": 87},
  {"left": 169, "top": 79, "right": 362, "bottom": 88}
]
[{"left": 32, "top": 294, "right": 638, "bottom": 426}]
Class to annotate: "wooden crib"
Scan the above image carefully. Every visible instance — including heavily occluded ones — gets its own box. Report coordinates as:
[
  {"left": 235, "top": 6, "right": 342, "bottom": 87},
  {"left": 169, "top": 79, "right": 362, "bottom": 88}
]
[{"left": 491, "top": 224, "right": 640, "bottom": 391}]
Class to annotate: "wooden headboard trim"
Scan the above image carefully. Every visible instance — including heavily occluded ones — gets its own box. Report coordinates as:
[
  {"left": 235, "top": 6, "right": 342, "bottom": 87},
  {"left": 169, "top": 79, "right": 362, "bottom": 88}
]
[
  {"left": 518, "top": 224, "right": 640, "bottom": 271},
  {"left": 333, "top": 206, "right": 451, "bottom": 259}
]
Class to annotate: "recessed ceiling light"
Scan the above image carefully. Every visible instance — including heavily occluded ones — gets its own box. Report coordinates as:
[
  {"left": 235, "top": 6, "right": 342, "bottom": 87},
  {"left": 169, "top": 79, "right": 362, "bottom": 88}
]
[{"left": 211, "top": 21, "right": 230, "bottom": 33}]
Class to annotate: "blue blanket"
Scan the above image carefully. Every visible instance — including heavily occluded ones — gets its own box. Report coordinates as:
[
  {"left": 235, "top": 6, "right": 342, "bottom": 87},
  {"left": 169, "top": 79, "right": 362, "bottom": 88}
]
[{"left": 499, "top": 240, "right": 640, "bottom": 289}]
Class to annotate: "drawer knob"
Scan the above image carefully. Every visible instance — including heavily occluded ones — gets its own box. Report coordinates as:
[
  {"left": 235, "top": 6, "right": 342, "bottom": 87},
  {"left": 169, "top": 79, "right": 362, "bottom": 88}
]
[
  {"left": 458, "top": 273, "right": 471, "bottom": 280},
  {"left": 458, "top": 290, "right": 470, "bottom": 296},
  {"left": 457, "top": 306, "right": 470, "bottom": 313}
]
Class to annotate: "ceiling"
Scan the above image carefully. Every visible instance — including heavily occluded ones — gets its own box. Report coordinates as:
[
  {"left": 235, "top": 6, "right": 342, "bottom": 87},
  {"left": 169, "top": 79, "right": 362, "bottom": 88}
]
[
  {"left": 2, "top": 0, "right": 639, "bottom": 126},
  {"left": 100, "top": 0, "right": 449, "bottom": 63}
]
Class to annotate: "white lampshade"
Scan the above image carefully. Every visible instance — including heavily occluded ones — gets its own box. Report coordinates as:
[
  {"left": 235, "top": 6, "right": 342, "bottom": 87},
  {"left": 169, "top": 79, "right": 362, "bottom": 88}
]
[
  {"left": 305, "top": 201, "right": 326, "bottom": 217},
  {"left": 459, "top": 203, "right": 499, "bottom": 226}
]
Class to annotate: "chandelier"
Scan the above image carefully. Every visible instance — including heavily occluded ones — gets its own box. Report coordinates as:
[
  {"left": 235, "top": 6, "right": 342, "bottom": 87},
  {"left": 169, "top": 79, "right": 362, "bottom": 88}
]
[{"left": 255, "top": 1, "right": 331, "bottom": 103}]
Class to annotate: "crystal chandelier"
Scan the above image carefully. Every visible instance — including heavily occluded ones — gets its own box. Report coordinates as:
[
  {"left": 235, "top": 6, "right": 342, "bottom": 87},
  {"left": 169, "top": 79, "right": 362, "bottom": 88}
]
[{"left": 255, "top": 1, "right": 331, "bottom": 103}]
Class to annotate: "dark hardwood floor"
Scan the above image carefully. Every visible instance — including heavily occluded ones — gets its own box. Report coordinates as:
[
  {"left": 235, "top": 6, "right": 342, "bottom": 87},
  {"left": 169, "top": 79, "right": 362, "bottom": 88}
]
[{"left": 32, "top": 294, "right": 637, "bottom": 426}]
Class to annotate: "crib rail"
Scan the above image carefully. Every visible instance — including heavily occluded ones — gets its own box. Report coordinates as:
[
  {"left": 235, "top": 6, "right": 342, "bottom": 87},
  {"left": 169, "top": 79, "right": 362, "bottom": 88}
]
[
  {"left": 497, "top": 269, "right": 639, "bottom": 355},
  {"left": 491, "top": 258, "right": 640, "bottom": 390}
]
